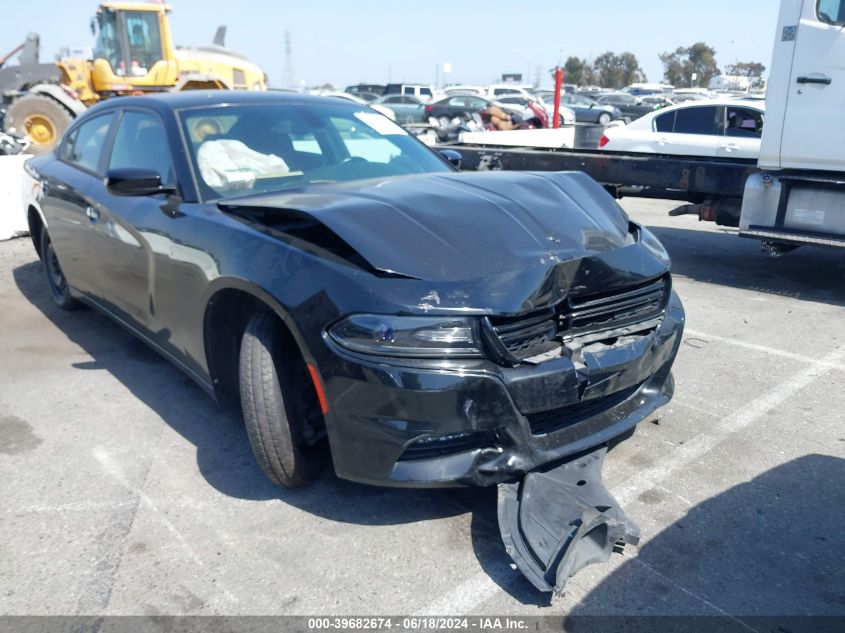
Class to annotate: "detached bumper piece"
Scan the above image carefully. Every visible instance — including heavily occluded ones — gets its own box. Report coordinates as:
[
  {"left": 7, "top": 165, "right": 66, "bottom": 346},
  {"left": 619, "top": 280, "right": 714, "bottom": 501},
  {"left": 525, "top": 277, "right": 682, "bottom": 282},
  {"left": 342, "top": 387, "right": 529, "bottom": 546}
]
[{"left": 497, "top": 445, "right": 639, "bottom": 594}]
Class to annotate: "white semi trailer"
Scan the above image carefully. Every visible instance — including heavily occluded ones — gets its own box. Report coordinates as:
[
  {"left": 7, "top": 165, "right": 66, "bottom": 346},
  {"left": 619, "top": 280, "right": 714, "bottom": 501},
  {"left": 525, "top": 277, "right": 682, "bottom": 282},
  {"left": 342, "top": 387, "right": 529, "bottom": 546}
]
[
  {"left": 739, "top": 0, "right": 845, "bottom": 253},
  {"left": 450, "top": 0, "right": 845, "bottom": 255}
]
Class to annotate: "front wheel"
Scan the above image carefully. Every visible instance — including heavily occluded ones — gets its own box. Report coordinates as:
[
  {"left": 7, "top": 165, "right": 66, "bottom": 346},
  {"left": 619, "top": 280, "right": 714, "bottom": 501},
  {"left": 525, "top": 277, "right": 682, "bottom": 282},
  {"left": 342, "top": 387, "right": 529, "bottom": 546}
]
[
  {"left": 239, "top": 311, "right": 328, "bottom": 487},
  {"left": 40, "top": 230, "right": 81, "bottom": 311},
  {"left": 598, "top": 112, "right": 612, "bottom": 125}
]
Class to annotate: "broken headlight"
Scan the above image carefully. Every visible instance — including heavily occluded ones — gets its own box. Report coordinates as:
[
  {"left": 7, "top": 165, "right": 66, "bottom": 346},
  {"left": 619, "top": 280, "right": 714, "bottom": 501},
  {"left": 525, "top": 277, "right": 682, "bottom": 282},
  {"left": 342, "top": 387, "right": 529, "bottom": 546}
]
[{"left": 329, "top": 314, "right": 482, "bottom": 358}]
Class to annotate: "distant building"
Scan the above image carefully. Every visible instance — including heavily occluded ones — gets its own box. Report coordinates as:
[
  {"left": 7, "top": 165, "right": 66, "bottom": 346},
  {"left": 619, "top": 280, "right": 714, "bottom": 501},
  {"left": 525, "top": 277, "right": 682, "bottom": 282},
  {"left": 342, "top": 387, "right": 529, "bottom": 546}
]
[{"left": 709, "top": 75, "right": 753, "bottom": 91}]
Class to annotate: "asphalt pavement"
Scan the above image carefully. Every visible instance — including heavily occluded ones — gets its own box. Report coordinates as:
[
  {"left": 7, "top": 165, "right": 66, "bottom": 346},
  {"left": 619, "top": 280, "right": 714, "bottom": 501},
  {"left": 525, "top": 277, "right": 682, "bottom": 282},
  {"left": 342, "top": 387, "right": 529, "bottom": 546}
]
[{"left": 1, "top": 198, "right": 843, "bottom": 619}]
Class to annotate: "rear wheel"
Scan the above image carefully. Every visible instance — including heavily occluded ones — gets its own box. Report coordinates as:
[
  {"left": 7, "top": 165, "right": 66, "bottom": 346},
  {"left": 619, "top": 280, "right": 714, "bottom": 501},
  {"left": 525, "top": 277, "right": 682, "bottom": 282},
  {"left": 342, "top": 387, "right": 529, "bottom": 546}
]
[
  {"left": 598, "top": 112, "right": 612, "bottom": 125},
  {"left": 239, "top": 311, "right": 328, "bottom": 487},
  {"left": 4, "top": 94, "right": 74, "bottom": 154},
  {"left": 40, "top": 230, "right": 81, "bottom": 311}
]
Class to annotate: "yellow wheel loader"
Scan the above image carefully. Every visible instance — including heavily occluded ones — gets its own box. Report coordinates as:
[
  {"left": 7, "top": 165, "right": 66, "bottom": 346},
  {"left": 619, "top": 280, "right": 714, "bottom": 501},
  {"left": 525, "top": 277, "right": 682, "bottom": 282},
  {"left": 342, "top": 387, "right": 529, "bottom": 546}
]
[{"left": 0, "top": 2, "right": 266, "bottom": 153}]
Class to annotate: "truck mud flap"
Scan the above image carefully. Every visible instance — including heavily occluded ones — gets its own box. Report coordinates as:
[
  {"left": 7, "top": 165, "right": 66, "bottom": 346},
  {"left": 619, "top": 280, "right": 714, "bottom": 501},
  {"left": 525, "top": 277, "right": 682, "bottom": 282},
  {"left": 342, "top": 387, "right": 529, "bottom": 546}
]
[{"left": 497, "top": 445, "right": 639, "bottom": 594}]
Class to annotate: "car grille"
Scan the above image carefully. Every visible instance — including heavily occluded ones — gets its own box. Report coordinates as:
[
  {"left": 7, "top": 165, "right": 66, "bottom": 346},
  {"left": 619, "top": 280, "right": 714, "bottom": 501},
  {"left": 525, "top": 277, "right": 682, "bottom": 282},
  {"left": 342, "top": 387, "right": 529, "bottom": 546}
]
[
  {"left": 488, "top": 308, "right": 558, "bottom": 359},
  {"left": 563, "top": 276, "right": 668, "bottom": 338},
  {"left": 397, "top": 430, "right": 498, "bottom": 461},
  {"left": 526, "top": 382, "right": 643, "bottom": 436},
  {"left": 488, "top": 275, "right": 669, "bottom": 360}
]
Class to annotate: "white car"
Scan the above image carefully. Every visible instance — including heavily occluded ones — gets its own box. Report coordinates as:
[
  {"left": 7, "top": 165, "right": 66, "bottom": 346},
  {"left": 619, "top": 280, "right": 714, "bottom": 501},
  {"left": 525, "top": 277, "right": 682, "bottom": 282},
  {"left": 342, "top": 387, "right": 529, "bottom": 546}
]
[
  {"left": 320, "top": 92, "right": 397, "bottom": 121},
  {"left": 443, "top": 85, "right": 487, "bottom": 96},
  {"left": 484, "top": 84, "right": 535, "bottom": 99},
  {"left": 598, "top": 98, "right": 765, "bottom": 159}
]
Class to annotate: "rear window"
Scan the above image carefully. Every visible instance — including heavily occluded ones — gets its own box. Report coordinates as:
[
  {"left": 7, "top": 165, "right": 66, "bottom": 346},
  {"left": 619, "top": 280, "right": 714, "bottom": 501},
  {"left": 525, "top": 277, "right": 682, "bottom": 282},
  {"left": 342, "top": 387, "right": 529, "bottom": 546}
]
[
  {"left": 667, "top": 106, "right": 720, "bottom": 135},
  {"left": 59, "top": 113, "right": 113, "bottom": 174},
  {"left": 654, "top": 111, "right": 676, "bottom": 132}
]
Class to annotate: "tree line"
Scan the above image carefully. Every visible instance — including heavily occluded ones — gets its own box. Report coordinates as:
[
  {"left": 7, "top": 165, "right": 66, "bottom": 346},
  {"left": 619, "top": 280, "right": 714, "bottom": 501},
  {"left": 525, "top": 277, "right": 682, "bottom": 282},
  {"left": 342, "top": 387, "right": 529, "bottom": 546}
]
[{"left": 562, "top": 44, "right": 766, "bottom": 89}]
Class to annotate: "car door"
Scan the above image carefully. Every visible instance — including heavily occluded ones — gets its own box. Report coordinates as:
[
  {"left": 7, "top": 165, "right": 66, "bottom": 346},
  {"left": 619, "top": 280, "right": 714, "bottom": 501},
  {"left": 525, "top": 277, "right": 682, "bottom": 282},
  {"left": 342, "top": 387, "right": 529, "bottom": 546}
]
[
  {"left": 652, "top": 105, "right": 720, "bottom": 156},
  {"left": 39, "top": 112, "right": 116, "bottom": 297},
  {"left": 716, "top": 105, "right": 764, "bottom": 159},
  {"left": 86, "top": 108, "right": 176, "bottom": 335},
  {"left": 778, "top": 0, "right": 845, "bottom": 170}
]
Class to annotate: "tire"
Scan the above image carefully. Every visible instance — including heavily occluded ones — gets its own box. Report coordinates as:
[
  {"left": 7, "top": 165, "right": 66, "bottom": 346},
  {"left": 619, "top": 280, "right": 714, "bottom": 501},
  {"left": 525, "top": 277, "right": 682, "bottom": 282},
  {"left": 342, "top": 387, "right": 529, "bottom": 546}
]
[
  {"left": 239, "top": 311, "right": 327, "bottom": 487},
  {"left": 4, "top": 94, "right": 74, "bottom": 155},
  {"left": 597, "top": 112, "right": 612, "bottom": 126},
  {"left": 40, "top": 230, "right": 81, "bottom": 311}
]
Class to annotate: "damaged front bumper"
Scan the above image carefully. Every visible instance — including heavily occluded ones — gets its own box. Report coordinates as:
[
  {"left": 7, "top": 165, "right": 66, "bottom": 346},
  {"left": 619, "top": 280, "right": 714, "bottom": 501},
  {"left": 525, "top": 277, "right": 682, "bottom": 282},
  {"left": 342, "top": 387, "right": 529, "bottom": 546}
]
[
  {"left": 498, "top": 444, "right": 640, "bottom": 594},
  {"left": 322, "top": 290, "right": 684, "bottom": 488}
]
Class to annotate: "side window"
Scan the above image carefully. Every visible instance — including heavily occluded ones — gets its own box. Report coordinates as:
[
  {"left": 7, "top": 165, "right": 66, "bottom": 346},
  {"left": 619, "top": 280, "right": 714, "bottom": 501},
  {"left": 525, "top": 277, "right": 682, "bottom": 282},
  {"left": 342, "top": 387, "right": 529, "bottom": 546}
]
[
  {"left": 108, "top": 110, "right": 174, "bottom": 181},
  {"left": 420, "top": 87, "right": 432, "bottom": 97},
  {"left": 725, "top": 107, "right": 764, "bottom": 138},
  {"left": 818, "top": 0, "right": 845, "bottom": 24},
  {"left": 672, "top": 106, "right": 719, "bottom": 135},
  {"left": 654, "top": 111, "right": 676, "bottom": 133},
  {"left": 448, "top": 96, "right": 468, "bottom": 107},
  {"left": 60, "top": 113, "right": 113, "bottom": 174},
  {"left": 403, "top": 86, "right": 413, "bottom": 95}
]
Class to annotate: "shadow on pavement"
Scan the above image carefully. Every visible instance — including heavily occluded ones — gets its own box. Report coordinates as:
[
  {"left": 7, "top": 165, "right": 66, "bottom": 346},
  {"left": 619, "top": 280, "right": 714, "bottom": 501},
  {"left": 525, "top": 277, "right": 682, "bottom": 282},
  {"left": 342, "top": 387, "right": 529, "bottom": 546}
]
[
  {"left": 649, "top": 223, "right": 845, "bottom": 307},
  {"left": 571, "top": 454, "right": 845, "bottom": 618},
  {"left": 12, "top": 259, "right": 471, "bottom": 529}
]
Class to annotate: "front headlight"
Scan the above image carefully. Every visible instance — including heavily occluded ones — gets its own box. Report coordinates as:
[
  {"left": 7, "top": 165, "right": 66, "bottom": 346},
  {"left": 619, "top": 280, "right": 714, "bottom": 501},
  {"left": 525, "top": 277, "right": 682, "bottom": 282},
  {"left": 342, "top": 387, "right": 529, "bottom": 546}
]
[{"left": 328, "top": 315, "right": 482, "bottom": 358}]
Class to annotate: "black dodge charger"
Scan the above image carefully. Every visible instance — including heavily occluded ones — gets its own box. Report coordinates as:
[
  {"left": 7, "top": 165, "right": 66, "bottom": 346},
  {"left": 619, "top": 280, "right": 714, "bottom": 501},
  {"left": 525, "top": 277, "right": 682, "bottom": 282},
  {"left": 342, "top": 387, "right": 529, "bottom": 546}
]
[{"left": 24, "top": 91, "right": 684, "bottom": 492}]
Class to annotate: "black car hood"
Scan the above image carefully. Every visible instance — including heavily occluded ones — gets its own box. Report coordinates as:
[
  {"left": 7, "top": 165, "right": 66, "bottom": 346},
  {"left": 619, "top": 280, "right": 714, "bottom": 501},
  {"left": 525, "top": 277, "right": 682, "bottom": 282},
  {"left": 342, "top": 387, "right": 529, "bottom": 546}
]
[{"left": 218, "top": 171, "right": 634, "bottom": 283}]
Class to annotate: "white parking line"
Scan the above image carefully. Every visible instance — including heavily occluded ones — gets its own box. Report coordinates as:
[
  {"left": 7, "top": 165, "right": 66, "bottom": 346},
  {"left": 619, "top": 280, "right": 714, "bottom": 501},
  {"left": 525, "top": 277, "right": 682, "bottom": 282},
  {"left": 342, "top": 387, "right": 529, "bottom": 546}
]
[
  {"left": 631, "top": 558, "right": 758, "bottom": 630},
  {"left": 414, "top": 569, "right": 509, "bottom": 616},
  {"left": 93, "top": 446, "right": 240, "bottom": 608},
  {"left": 684, "top": 328, "right": 845, "bottom": 372},
  {"left": 613, "top": 345, "right": 844, "bottom": 506},
  {"left": 416, "top": 344, "right": 844, "bottom": 616}
]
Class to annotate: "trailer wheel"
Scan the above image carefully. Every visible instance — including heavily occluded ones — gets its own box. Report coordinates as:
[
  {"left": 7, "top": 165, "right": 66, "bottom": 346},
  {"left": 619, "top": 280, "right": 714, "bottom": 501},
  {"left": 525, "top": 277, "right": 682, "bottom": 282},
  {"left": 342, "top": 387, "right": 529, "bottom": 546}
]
[{"left": 4, "top": 94, "right": 74, "bottom": 154}]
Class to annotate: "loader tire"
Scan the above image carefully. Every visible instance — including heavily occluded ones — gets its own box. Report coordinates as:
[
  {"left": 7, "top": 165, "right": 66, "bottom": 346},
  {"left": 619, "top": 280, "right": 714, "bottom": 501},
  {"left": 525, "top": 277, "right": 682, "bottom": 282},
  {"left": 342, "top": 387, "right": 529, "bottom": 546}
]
[{"left": 4, "top": 94, "right": 74, "bottom": 154}]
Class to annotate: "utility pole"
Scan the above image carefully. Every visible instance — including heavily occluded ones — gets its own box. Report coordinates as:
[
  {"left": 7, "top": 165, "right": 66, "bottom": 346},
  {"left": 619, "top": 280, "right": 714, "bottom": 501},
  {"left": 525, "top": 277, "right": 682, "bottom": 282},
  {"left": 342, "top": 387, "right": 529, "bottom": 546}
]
[{"left": 284, "top": 30, "right": 294, "bottom": 90}]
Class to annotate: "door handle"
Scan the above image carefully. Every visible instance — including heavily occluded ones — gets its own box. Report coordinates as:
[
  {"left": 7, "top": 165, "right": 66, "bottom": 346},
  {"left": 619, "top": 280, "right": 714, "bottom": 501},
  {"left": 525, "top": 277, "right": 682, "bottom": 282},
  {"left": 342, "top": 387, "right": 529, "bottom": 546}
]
[
  {"left": 657, "top": 137, "right": 669, "bottom": 146},
  {"left": 722, "top": 143, "right": 740, "bottom": 151},
  {"left": 797, "top": 76, "right": 831, "bottom": 85},
  {"left": 85, "top": 206, "right": 99, "bottom": 222}
]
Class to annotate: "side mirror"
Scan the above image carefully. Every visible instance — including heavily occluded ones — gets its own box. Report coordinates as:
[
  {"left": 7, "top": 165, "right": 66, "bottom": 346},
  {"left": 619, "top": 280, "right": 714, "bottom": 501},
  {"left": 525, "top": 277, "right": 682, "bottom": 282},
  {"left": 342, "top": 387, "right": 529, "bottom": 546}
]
[
  {"left": 438, "top": 148, "right": 462, "bottom": 170},
  {"left": 105, "top": 168, "right": 176, "bottom": 196}
]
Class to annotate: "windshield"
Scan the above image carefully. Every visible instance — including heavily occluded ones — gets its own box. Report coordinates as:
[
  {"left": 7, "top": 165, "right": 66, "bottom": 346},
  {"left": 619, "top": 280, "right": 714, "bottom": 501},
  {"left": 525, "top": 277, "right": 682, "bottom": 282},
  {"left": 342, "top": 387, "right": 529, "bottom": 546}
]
[
  {"left": 93, "top": 9, "right": 163, "bottom": 77},
  {"left": 124, "top": 10, "right": 163, "bottom": 75},
  {"left": 179, "top": 103, "right": 452, "bottom": 201}
]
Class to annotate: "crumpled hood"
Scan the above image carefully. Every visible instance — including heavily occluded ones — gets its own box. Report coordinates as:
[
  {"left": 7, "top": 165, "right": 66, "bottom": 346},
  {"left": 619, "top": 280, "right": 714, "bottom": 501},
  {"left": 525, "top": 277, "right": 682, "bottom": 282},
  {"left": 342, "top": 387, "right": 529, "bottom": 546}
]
[{"left": 219, "top": 171, "right": 633, "bottom": 282}]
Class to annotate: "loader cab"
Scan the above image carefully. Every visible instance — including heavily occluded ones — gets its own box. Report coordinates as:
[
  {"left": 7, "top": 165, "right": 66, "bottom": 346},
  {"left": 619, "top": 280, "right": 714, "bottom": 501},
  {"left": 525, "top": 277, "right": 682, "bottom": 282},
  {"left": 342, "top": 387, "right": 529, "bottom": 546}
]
[{"left": 90, "top": 4, "right": 177, "bottom": 92}]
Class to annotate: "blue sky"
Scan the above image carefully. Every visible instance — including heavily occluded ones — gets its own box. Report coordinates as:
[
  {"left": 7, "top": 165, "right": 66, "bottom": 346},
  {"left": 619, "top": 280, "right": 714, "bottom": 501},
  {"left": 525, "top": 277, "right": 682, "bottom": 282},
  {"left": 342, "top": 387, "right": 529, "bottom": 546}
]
[{"left": 5, "top": 0, "right": 779, "bottom": 89}]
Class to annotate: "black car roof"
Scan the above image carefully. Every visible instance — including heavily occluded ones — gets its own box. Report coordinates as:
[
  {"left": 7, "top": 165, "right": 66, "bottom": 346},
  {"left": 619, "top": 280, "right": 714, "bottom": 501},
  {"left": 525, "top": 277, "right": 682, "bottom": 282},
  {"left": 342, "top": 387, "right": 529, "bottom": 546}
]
[{"left": 86, "top": 90, "right": 356, "bottom": 115}]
